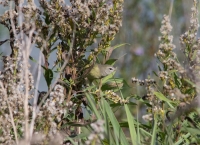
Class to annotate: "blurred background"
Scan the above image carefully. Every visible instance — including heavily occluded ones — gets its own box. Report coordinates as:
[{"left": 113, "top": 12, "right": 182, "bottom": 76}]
[
  {"left": 112, "top": 0, "right": 194, "bottom": 97},
  {"left": 0, "top": 0, "right": 196, "bottom": 97}
]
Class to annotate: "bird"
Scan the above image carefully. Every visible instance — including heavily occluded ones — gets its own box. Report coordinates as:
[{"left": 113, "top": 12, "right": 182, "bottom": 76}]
[{"left": 87, "top": 64, "right": 116, "bottom": 83}]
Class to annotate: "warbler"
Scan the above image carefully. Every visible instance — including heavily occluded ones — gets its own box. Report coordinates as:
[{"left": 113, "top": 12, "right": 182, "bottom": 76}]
[{"left": 87, "top": 64, "right": 116, "bottom": 83}]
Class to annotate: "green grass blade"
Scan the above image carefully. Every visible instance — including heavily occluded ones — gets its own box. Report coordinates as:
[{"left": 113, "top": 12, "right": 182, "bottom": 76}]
[
  {"left": 151, "top": 114, "right": 158, "bottom": 145},
  {"left": 85, "top": 93, "right": 101, "bottom": 119},
  {"left": 103, "top": 99, "right": 129, "bottom": 145},
  {"left": 154, "top": 92, "right": 174, "bottom": 108},
  {"left": 139, "top": 128, "right": 152, "bottom": 137},
  {"left": 124, "top": 104, "right": 137, "bottom": 145},
  {"left": 100, "top": 98, "right": 115, "bottom": 145},
  {"left": 137, "top": 109, "right": 141, "bottom": 145},
  {"left": 174, "top": 133, "right": 191, "bottom": 145}
]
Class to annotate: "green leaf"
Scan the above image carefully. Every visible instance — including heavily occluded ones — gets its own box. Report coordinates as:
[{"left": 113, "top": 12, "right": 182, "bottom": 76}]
[
  {"left": 112, "top": 43, "right": 130, "bottom": 50},
  {"left": 103, "top": 99, "right": 129, "bottom": 145},
  {"left": 66, "top": 122, "right": 90, "bottom": 127},
  {"left": 49, "top": 32, "right": 57, "bottom": 46},
  {"left": 44, "top": 12, "right": 51, "bottom": 25},
  {"left": 153, "top": 92, "right": 174, "bottom": 107},
  {"left": 185, "top": 88, "right": 195, "bottom": 94},
  {"left": 102, "top": 71, "right": 116, "bottom": 83},
  {"left": 101, "top": 78, "right": 124, "bottom": 91},
  {"left": 174, "top": 133, "right": 191, "bottom": 145},
  {"left": 182, "top": 127, "right": 200, "bottom": 136},
  {"left": 118, "top": 122, "right": 129, "bottom": 128},
  {"left": 85, "top": 93, "right": 101, "bottom": 119},
  {"left": 125, "top": 104, "right": 137, "bottom": 145},
  {"left": 65, "top": 136, "right": 78, "bottom": 145},
  {"left": 184, "top": 79, "right": 196, "bottom": 87},
  {"left": 44, "top": 68, "right": 53, "bottom": 88},
  {"left": 110, "top": 102, "right": 136, "bottom": 108},
  {"left": 101, "top": 97, "right": 115, "bottom": 145},
  {"left": 102, "top": 78, "right": 123, "bottom": 84},
  {"left": 50, "top": 47, "right": 57, "bottom": 53},
  {"left": 174, "top": 73, "right": 181, "bottom": 88},
  {"left": 72, "top": 127, "right": 91, "bottom": 139},
  {"left": 29, "top": 56, "right": 37, "bottom": 63},
  {"left": 105, "top": 59, "right": 118, "bottom": 65},
  {"left": 153, "top": 71, "right": 158, "bottom": 77},
  {"left": 158, "top": 65, "right": 162, "bottom": 71},
  {"left": 151, "top": 114, "right": 158, "bottom": 145},
  {"left": 102, "top": 140, "right": 110, "bottom": 145},
  {"left": 139, "top": 128, "right": 152, "bottom": 137}
]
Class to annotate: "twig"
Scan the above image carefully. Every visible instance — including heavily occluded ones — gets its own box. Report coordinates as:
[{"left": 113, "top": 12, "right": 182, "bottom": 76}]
[
  {"left": 0, "top": 39, "right": 9, "bottom": 46},
  {"left": 22, "top": 26, "right": 35, "bottom": 144},
  {"left": 9, "top": 3, "right": 17, "bottom": 39}
]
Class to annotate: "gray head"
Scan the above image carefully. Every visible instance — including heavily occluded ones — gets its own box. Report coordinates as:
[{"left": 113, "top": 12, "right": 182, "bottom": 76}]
[{"left": 98, "top": 64, "right": 116, "bottom": 78}]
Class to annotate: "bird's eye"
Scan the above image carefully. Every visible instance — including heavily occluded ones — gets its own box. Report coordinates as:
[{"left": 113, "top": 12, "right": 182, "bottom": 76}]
[{"left": 109, "top": 67, "right": 113, "bottom": 70}]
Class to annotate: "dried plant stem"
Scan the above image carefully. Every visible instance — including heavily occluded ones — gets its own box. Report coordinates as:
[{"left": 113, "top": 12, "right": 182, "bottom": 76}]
[
  {"left": 29, "top": 50, "right": 43, "bottom": 138},
  {"left": 22, "top": 27, "right": 35, "bottom": 144},
  {"left": 23, "top": 50, "right": 30, "bottom": 144},
  {"left": 169, "top": 0, "right": 174, "bottom": 19},
  {"left": 9, "top": 2, "right": 17, "bottom": 39},
  {"left": 8, "top": 2, "right": 20, "bottom": 145},
  {"left": 0, "top": 82, "right": 19, "bottom": 145}
]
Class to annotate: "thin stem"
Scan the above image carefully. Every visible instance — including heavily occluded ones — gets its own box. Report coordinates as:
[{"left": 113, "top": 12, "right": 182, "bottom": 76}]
[
  {"left": 23, "top": 27, "right": 35, "bottom": 144},
  {"left": 169, "top": 0, "right": 174, "bottom": 20},
  {"left": 29, "top": 49, "right": 43, "bottom": 138}
]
